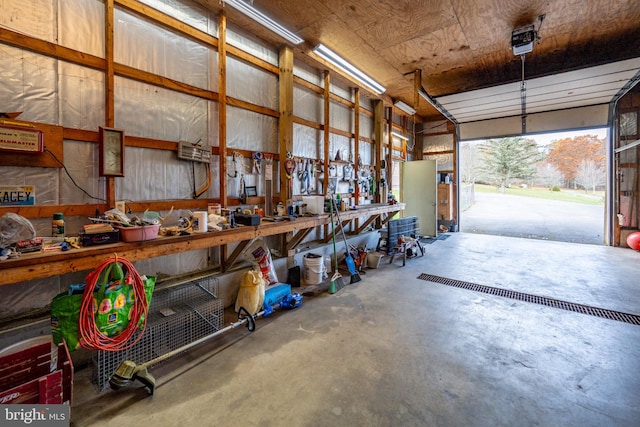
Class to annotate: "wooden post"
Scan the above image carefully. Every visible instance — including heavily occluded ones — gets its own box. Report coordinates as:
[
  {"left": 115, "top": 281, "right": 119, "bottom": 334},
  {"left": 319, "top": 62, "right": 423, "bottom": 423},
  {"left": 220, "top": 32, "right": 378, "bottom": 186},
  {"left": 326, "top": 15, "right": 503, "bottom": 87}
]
[
  {"left": 374, "top": 100, "right": 384, "bottom": 204},
  {"left": 218, "top": 11, "right": 228, "bottom": 207},
  {"left": 218, "top": 11, "right": 228, "bottom": 271},
  {"left": 279, "top": 46, "right": 294, "bottom": 202},
  {"left": 104, "top": 0, "right": 116, "bottom": 209}
]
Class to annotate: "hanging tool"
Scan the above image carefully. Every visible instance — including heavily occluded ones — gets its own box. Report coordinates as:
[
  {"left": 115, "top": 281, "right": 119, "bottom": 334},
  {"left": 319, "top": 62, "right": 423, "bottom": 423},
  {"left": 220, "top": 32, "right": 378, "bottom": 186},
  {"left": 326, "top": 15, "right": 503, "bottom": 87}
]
[
  {"left": 331, "top": 198, "right": 361, "bottom": 284},
  {"left": 343, "top": 163, "right": 353, "bottom": 181},
  {"left": 252, "top": 152, "right": 262, "bottom": 174},
  {"left": 109, "top": 307, "right": 257, "bottom": 395},
  {"left": 227, "top": 151, "right": 239, "bottom": 178},
  {"left": 239, "top": 174, "right": 247, "bottom": 204},
  {"left": 284, "top": 152, "right": 296, "bottom": 198},
  {"left": 308, "top": 160, "right": 315, "bottom": 193},
  {"left": 300, "top": 159, "right": 310, "bottom": 194}
]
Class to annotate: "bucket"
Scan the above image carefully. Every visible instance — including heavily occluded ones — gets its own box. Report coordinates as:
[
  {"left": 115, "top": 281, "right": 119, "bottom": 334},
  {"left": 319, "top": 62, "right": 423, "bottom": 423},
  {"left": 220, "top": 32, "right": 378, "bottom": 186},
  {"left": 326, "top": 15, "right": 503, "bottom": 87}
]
[
  {"left": 192, "top": 211, "right": 208, "bottom": 233},
  {"left": 367, "top": 252, "right": 384, "bottom": 269},
  {"left": 303, "top": 254, "right": 324, "bottom": 285}
]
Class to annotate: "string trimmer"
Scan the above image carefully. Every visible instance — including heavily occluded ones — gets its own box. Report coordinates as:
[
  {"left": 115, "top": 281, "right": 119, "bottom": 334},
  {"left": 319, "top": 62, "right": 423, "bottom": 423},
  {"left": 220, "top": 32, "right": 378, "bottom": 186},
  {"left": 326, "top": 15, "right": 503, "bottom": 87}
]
[{"left": 109, "top": 307, "right": 257, "bottom": 395}]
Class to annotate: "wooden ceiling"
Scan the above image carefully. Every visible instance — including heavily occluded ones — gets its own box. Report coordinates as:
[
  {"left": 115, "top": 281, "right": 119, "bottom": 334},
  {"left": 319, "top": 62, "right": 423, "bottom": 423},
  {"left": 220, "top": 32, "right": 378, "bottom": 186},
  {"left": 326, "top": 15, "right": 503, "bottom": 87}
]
[{"left": 194, "top": 0, "right": 640, "bottom": 120}]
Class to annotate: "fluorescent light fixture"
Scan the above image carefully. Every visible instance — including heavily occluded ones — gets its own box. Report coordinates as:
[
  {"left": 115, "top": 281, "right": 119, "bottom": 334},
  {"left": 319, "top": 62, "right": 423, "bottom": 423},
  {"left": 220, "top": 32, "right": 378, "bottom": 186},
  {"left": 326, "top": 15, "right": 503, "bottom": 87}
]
[
  {"left": 418, "top": 86, "right": 458, "bottom": 125},
  {"left": 312, "top": 43, "right": 386, "bottom": 95},
  {"left": 394, "top": 100, "right": 416, "bottom": 115},
  {"left": 224, "top": 0, "right": 304, "bottom": 45},
  {"left": 391, "top": 131, "right": 408, "bottom": 140}
]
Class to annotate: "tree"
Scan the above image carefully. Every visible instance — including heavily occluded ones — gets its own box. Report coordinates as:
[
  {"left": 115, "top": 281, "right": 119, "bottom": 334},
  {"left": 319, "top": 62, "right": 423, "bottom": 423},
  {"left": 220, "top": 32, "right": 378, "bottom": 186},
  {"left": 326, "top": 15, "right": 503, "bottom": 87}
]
[
  {"left": 479, "top": 137, "right": 542, "bottom": 192},
  {"left": 575, "top": 159, "right": 606, "bottom": 192},
  {"left": 536, "top": 163, "right": 564, "bottom": 188},
  {"left": 460, "top": 142, "right": 482, "bottom": 183},
  {"left": 546, "top": 135, "right": 605, "bottom": 187}
]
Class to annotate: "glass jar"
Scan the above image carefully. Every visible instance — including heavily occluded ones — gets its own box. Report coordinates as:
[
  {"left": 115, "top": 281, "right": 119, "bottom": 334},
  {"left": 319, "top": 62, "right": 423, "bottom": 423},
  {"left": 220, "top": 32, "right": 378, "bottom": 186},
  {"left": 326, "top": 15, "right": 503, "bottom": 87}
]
[{"left": 52, "top": 213, "right": 65, "bottom": 237}]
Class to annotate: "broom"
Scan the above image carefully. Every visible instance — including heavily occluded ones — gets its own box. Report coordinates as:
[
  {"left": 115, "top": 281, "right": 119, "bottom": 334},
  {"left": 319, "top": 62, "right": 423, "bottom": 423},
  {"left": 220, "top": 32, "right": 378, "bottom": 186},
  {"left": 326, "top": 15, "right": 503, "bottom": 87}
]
[
  {"left": 328, "top": 196, "right": 345, "bottom": 293},
  {"left": 332, "top": 198, "right": 362, "bottom": 284}
]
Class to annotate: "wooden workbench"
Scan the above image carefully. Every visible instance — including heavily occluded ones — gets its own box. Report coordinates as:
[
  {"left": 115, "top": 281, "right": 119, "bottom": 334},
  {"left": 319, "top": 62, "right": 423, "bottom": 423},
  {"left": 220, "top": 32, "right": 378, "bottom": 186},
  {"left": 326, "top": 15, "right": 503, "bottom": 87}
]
[{"left": 0, "top": 203, "right": 404, "bottom": 287}]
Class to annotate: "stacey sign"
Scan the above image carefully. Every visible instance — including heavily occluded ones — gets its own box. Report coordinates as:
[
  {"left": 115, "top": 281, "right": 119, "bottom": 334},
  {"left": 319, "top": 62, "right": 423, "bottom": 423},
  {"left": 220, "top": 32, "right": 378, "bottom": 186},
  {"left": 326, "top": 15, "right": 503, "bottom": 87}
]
[{"left": 0, "top": 185, "right": 35, "bottom": 206}]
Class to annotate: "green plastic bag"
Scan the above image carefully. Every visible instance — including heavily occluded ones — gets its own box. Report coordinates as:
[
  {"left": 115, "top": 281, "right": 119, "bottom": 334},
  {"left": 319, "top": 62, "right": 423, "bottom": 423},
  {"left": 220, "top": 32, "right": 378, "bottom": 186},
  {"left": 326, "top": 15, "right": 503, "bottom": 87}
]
[{"left": 50, "top": 263, "right": 155, "bottom": 351}]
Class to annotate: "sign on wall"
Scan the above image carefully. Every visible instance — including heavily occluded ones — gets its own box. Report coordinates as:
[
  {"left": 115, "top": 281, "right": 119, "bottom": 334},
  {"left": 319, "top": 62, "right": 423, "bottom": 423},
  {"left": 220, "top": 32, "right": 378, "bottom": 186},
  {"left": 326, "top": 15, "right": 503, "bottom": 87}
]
[
  {"left": 0, "top": 186, "right": 35, "bottom": 206},
  {"left": 0, "top": 124, "right": 44, "bottom": 153}
]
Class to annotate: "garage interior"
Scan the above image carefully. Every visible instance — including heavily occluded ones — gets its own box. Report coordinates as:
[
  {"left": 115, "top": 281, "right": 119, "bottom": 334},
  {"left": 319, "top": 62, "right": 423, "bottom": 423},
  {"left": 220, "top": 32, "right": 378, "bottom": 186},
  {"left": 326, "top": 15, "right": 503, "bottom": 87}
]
[{"left": 0, "top": 0, "right": 639, "bottom": 426}]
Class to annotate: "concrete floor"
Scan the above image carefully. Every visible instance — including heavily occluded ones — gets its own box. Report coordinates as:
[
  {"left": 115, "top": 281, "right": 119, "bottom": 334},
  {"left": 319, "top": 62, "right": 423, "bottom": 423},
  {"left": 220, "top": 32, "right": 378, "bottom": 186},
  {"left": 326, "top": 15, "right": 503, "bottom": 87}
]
[{"left": 71, "top": 233, "right": 640, "bottom": 427}]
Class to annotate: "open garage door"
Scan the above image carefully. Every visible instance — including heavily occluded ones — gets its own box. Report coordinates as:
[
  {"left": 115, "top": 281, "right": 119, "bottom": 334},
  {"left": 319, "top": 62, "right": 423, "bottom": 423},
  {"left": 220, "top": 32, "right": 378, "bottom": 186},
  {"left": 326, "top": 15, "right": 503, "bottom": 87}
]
[{"left": 433, "top": 58, "right": 640, "bottom": 140}]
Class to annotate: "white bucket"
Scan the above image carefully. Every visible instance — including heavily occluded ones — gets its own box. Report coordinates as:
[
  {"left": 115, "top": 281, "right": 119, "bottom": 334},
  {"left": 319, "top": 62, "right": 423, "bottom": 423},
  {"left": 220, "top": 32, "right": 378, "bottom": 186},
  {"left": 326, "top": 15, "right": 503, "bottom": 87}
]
[
  {"left": 367, "top": 252, "right": 384, "bottom": 269},
  {"left": 303, "top": 255, "right": 324, "bottom": 285},
  {"left": 192, "top": 211, "right": 208, "bottom": 233}
]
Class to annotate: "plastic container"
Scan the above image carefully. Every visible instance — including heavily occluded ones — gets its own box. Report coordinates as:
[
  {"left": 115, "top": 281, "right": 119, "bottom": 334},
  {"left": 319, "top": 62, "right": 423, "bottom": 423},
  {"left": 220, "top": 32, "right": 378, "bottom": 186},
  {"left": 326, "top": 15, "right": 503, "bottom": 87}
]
[
  {"left": 192, "top": 211, "right": 208, "bottom": 233},
  {"left": 367, "top": 252, "right": 384, "bottom": 269},
  {"left": 303, "top": 196, "right": 325, "bottom": 214},
  {"left": 303, "top": 254, "right": 324, "bottom": 285},
  {"left": 118, "top": 224, "right": 160, "bottom": 242},
  {"left": 52, "top": 213, "right": 65, "bottom": 237}
]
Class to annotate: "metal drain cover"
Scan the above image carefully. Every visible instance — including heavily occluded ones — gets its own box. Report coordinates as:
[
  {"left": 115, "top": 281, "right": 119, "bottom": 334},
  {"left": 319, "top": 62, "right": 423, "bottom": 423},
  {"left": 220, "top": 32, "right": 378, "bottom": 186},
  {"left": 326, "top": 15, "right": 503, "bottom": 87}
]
[{"left": 417, "top": 273, "right": 640, "bottom": 326}]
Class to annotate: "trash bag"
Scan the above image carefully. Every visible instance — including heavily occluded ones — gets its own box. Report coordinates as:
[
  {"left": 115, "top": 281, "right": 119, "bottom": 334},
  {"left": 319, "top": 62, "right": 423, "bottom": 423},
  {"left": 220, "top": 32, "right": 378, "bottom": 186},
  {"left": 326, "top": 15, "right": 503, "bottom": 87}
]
[
  {"left": 0, "top": 213, "right": 35, "bottom": 247},
  {"left": 235, "top": 270, "right": 266, "bottom": 315}
]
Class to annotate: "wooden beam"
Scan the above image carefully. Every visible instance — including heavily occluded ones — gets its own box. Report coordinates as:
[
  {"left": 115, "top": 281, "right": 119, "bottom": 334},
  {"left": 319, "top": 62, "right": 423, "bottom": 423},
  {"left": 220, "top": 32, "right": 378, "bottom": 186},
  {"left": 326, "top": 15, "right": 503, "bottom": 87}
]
[
  {"left": 285, "top": 227, "right": 314, "bottom": 253},
  {"left": 222, "top": 239, "right": 253, "bottom": 272},
  {"left": 356, "top": 215, "right": 378, "bottom": 234},
  {"left": 323, "top": 71, "right": 330, "bottom": 196},
  {"left": 0, "top": 28, "right": 104, "bottom": 71},
  {"left": 116, "top": 0, "right": 218, "bottom": 49}
]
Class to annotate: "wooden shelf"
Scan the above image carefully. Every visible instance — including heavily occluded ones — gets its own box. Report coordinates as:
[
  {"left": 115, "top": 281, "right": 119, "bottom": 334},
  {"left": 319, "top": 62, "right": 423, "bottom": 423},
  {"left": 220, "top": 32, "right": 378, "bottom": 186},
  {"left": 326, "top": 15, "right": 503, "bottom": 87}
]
[{"left": 0, "top": 203, "right": 405, "bottom": 287}]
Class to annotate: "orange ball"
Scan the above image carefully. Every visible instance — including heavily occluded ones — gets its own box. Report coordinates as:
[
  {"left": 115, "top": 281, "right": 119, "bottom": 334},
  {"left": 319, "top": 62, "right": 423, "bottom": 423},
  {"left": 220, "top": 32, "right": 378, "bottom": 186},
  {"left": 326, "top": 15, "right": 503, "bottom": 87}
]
[{"left": 627, "top": 231, "right": 640, "bottom": 251}]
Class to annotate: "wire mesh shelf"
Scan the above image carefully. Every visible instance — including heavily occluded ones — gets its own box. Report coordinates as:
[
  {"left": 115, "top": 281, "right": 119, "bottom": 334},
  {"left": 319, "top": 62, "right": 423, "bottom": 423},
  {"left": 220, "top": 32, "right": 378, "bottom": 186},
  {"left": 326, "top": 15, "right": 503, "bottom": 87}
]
[{"left": 93, "top": 275, "right": 223, "bottom": 391}]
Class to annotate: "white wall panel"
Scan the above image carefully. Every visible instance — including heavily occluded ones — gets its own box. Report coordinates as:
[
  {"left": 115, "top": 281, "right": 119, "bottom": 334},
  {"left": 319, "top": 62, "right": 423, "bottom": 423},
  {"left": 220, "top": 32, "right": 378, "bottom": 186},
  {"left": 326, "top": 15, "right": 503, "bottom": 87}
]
[
  {"left": 227, "top": 56, "right": 277, "bottom": 109},
  {"left": 227, "top": 25, "right": 278, "bottom": 66},
  {"left": 293, "top": 123, "right": 322, "bottom": 159},
  {"left": 114, "top": 77, "right": 210, "bottom": 143},
  {"left": 0, "top": 46, "right": 58, "bottom": 124},
  {"left": 137, "top": 0, "right": 215, "bottom": 34},
  {"left": 330, "top": 101, "right": 352, "bottom": 133},
  {"left": 0, "top": 0, "right": 55, "bottom": 42},
  {"left": 226, "top": 106, "right": 277, "bottom": 153},
  {"left": 59, "top": 62, "right": 104, "bottom": 130},
  {"left": 114, "top": 9, "right": 213, "bottom": 90},
  {"left": 61, "top": 139, "right": 104, "bottom": 205},
  {"left": 294, "top": 85, "right": 323, "bottom": 123},
  {"left": 59, "top": 0, "right": 104, "bottom": 57}
]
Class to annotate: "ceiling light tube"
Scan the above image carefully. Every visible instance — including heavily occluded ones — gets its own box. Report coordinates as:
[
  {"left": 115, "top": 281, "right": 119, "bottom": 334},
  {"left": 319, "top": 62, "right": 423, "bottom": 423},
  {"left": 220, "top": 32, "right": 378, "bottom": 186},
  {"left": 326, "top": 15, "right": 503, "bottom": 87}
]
[
  {"left": 394, "top": 100, "right": 416, "bottom": 115},
  {"left": 391, "top": 131, "right": 408, "bottom": 140},
  {"left": 312, "top": 43, "right": 386, "bottom": 95},
  {"left": 224, "top": 0, "right": 304, "bottom": 45}
]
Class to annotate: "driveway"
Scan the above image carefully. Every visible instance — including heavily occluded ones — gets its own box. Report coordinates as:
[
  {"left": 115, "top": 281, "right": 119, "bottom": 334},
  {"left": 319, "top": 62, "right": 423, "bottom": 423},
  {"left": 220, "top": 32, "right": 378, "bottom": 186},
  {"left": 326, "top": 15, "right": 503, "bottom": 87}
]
[{"left": 461, "top": 191, "right": 605, "bottom": 245}]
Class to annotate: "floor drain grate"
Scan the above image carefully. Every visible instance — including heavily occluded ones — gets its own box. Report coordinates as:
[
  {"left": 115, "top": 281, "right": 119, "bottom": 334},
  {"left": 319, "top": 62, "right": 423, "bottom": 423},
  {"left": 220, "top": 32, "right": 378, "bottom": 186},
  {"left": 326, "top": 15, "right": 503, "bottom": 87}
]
[{"left": 417, "top": 273, "right": 640, "bottom": 326}]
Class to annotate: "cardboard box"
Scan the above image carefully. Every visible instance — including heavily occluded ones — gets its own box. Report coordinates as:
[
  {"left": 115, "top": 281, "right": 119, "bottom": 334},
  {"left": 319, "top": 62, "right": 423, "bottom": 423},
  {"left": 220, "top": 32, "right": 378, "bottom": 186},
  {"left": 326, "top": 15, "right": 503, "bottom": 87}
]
[{"left": 79, "top": 230, "right": 119, "bottom": 246}]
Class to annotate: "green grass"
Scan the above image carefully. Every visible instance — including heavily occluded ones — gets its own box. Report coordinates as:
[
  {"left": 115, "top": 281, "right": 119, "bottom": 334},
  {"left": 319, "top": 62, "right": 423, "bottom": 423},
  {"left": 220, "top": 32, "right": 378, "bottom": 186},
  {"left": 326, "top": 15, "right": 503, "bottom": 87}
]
[{"left": 473, "top": 184, "right": 604, "bottom": 205}]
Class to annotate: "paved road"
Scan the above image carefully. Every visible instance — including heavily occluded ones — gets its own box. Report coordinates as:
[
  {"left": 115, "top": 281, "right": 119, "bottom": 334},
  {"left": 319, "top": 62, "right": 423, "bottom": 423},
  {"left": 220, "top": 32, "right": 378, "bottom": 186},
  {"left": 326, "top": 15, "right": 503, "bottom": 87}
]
[{"left": 460, "top": 191, "right": 605, "bottom": 245}]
